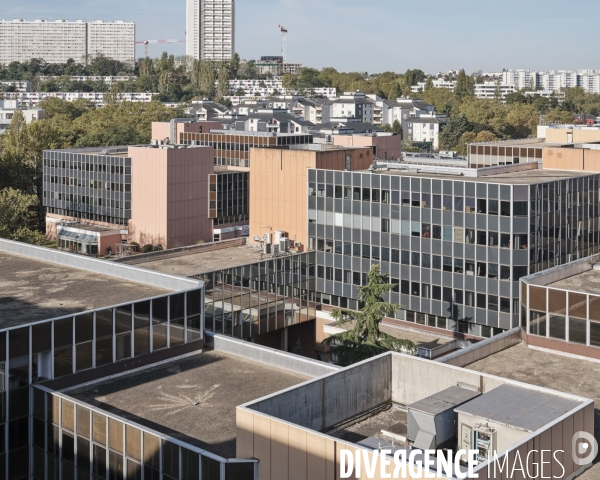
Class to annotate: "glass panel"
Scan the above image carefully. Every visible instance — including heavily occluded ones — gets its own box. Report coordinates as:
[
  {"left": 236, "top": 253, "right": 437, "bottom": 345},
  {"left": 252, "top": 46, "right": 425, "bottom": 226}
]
[
  {"left": 225, "top": 462, "right": 255, "bottom": 480},
  {"left": 152, "top": 297, "right": 168, "bottom": 351},
  {"left": 590, "top": 296, "right": 600, "bottom": 322},
  {"left": 62, "top": 399, "right": 75, "bottom": 431},
  {"left": 32, "top": 323, "right": 52, "bottom": 355},
  {"left": 77, "top": 437, "right": 90, "bottom": 474},
  {"left": 549, "top": 315, "right": 566, "bottom": 340},
  {"left": 109, "top": 450, "right": 123, "bottom": 480},
  {"left": 108, "top": 418, "right": 123, "bottom": 453},
  {"left": 187, "top": 290, "right": 202, "bottom": 342},
  {"left": 569, "top": 318, "right": 587, "bottom": 345},
  {"left": 143, "top": 433, "right": 160, "bottom": 469},
  {"left": 181, "top": 448, "right": 199, "bottom": 480},
  {"left": 127, "top": 460, "right": 141, "bottom": 480},
  {"left": 202, "top": 456, "right": 221, "bottom": 480},
  {"left": 125, "top": 425, "right": 141, "bottom": 461},
  {"left": 529, "top": 286, "right": 547, "bottom": 312},
  {"left": 54, "top": 318, "right": 73, "bottom": 349},
  {"left": 92, "top": 412, "right": 106, "bottom": 445},
  {"left": 75, "top": 313, "right": 94, "bottom": 344},
  {"left": 162, "top": 440, "right": 179, "bottom": 479},
  {"left": 134, "top": 301, "right": 150, "bottom": 356},
  {"left": 76, "top": 342, "right": 93, "bottom": 372},
  {"left": 569, "top": 292, "right": 587, "bottom": 319},
  {"left": 591, "top": 321, "right": 600, "bottom": 348},
  {"left": 170, "top": 294, "right": 185, "bottom": 346},
  {"left": 77, "top": 405, "right": 90, "bottom": 438}
]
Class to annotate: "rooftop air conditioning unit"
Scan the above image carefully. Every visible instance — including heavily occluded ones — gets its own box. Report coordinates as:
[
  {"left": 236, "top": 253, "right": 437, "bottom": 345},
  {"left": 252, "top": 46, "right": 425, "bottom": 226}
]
[
  {"left": 294, "top": 241, "right": 302, "bottom": 248},
  {"left": 280, "top": 238, "right": 290, "bottom": 253},
  {"left": 253, "top": 235, "right": 263, "bottom": 242},
  {"left": 263, "top": 243, "right": 271, "bottom": 255},
  {"left": 272, "top": 244, "right": 280, "bottom": 257}
]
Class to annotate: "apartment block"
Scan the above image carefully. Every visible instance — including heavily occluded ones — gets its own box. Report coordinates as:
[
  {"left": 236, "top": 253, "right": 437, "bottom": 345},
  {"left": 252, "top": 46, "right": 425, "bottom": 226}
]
[
  {"left": 186, "top": 0, "right": 235, "bottom": 60},
  {"left": 87, "top": 20, "right": 135, "bottom": 65},
  {"left": 0, "top": 99, "right": 44, "bottom": 132},
  {"left": 0, "top": 19, "right": 135, "bottom": 65}
]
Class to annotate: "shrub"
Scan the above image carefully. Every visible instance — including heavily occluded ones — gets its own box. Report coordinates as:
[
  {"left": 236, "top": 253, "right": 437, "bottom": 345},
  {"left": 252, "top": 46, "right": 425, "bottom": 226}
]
[{"left": 141, "top": 244, "right": 153, "bottom": 254}]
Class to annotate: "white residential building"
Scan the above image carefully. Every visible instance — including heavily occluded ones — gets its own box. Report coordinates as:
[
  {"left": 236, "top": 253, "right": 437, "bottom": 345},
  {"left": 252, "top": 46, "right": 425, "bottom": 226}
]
[
  {"left": 0, "top": 81, "right": 31, "bottom": 92},
  {"left": 87, "top": 20, "right": 135, "bottom": 65},
  {"left": 411, "top": 79, "right": 456, "bottom": 93},
  {"left": 38, "top": 76, "right": 136, "bottom": 85},
  {"left": 4, "top": 91, "right": 157, "bottom": 107},
  {"left": 502, "top": 69, "right": 538, "bottom": 90},
  {"left": 474, "top": 82, "right": 516, "bottom": 101},
  {"left": 0, "top": 19, "right": 135, "bottom": 66},
  {"left": 408, "top": 113, "right": 447, "bottom": 150},
  {"left": 186, "top": 0, "right": 235, "bottom": 60},
  {"left": 225, "top": 78, "right": 336, "bottom": 98},
  {"left": 0, "top": 100, "right": 44, "bottom": 131}
]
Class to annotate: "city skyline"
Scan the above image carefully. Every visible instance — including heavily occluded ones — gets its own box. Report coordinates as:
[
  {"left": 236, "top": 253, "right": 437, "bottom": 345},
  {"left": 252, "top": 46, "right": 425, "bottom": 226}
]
[{"left": 4, "top": 0, "right": 600, "bottom": 73}]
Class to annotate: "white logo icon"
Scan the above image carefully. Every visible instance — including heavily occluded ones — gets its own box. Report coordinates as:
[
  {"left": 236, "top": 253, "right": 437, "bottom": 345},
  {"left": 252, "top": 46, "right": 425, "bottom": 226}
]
[{"left": 572, "top": 432, "right": 598, "bottom": 466}]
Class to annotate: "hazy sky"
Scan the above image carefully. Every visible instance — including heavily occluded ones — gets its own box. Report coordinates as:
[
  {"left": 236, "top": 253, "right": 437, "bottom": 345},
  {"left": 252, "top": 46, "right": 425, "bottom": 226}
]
[{"left": 6, "top": 0, "right": 600, "bottom": 73}]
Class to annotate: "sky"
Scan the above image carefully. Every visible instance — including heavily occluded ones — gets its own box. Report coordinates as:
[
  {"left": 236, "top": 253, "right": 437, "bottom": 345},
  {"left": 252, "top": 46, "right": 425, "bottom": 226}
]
[{"left": 7, "top": 0, "right": 600, "bottom": 74}]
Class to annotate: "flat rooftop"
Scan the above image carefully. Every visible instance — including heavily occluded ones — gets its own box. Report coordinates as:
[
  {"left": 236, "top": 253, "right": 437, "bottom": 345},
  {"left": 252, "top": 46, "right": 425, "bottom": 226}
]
[
  {"left": 467, "top": 343, "right": 600, "bottom": 479},
  {"left": 547, "top": 269, "right": 600, "bottom": 295},
  {"left": 0, "top": 251, "right": 169, "bottom": 328},
  {"left": 367, "top": 167, "right": 592, "bottom": 184},
  {"left": 134, "top": 245, "right": 265, "bottom": 277},
  {"left": 66, "top": 351, "right": 308, "bottom": 458}
]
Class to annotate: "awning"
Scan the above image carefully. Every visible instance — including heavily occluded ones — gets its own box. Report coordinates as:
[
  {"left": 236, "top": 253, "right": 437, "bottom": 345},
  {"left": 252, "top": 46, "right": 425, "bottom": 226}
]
[{"left": 57, "top": 229, "right": 98, "bottom": 243}]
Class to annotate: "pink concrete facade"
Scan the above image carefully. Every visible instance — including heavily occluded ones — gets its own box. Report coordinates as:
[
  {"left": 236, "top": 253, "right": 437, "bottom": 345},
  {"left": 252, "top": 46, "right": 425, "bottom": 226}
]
[
  {"left": 151, "top": 121, "right": 224, "bottom": 144},
  {"left": 332, "top": 134, "right": 402, "bottom": 160},
  {"left": 128, "top": 145, "right": 215, "bottom": 249}
]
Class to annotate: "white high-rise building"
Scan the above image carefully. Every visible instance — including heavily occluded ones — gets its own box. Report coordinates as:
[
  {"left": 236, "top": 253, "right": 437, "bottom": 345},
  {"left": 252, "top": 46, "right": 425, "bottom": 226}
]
[
  {"left": 0, "top": 19, "right": 135, "bottom": 66},
  {"left": 87, "top": 20, "right": 135, "bottom": 66},
  {"left": 186, "top": 0, "right": 235, "bottom": 61}
]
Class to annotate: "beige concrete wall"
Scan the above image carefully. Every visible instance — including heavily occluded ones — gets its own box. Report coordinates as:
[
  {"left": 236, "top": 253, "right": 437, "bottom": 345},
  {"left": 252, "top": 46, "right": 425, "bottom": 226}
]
[
  {"left": 545, "top": 128, "right": 600, "bottom": 144},
  {"left": 543, "top": 148, "right": 584, "bottom": 170},
  {"left": 249, "top": 147, "right": 372, "bottom": 251},
  {"left": 129, "top": 146, "right": 214, "bottom": 249},
  {"left": 151, "top": 122, "right": 170, "bottom": 143},
  {"left": 332, "top": 135, "right": 402, "bottom": 161}
]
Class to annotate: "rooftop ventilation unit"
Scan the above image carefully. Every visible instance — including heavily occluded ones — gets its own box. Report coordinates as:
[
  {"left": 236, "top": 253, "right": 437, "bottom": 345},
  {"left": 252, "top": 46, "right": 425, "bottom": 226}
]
[{"left": 407, "top": 386, "right": 481, "bottom": 450}]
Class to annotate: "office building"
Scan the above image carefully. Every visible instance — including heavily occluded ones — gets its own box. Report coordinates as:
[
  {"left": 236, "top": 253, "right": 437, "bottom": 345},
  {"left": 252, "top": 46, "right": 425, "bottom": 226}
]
[
  {"left": 43, "top": 144, "right": 216, "bottom": 252},
  {"left": 186, "top": 0, "right": 235, "bottom": 60},
  {"left": 0, "top": 19, "right": 135, "bottom": 66},
  {"left": 407, "top": 113, "right": 447, "bottom": 150}
]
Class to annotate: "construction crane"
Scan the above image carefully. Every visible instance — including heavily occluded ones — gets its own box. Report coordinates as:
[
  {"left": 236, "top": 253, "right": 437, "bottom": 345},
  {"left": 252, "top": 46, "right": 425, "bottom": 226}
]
[
  {"left": 278, "top": 25, "right": 288, "bottom": 63},
  {"left": 135, "top": 39, "right": 185, "bottom": 58}
]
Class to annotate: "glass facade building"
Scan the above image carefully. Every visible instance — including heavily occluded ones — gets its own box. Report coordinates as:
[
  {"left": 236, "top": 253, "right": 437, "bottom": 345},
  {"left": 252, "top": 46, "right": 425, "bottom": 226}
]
[
  {"left": 307, "top": 168, "right": 600, "bottom": 337},
  {"left": 208, "top": 171, "right": 249, "bottom": 226},
  {"left": 0, "top": 289, "right": 203, "bottom": 480},
  {"left": 193, "top": 252, "right": 317, "bottom": 340},
  {"left": 43, "top": 150, "right": 132, "bottom": 226}
]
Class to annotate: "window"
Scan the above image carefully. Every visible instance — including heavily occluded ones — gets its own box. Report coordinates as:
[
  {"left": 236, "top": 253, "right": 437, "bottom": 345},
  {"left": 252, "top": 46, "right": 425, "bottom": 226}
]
[
  {"left": 488, "top": 295, "right": 499, "bottom": 311},
  {"left": 391, "top": 191, "right": 400, "bottom": 204},
  {"left": 454, "top": 290, "right": 463, "bottom": 305},
  {"left": 489, "top": 200, "right": 499, "bottom": 215},
  {"left": 500, "top": 265, "right": 510, "bottom": 280},
  {"left": 422, "top": 194, "right": 431, "bottom": 208},
  {"left": 454, "top": 228, "right": 464, "bottom": 243},
  {"left": 411, "top": 252, "right": 420, "bottom": 265},
  {"left": 443, "top": 226, "right": 452, "bottom": 241},
  {"left": 335, "top": 269, "right": 342, "bottom": 282},
  {"left": 513, "top": 201, "right": 528, "bottom": 217},
  {"left": 432, "top": 286, "right": 441, "bottom": 300},
  {"left": 477, "top": 293, "right": 486, "bottom": 309},
  {"left": 401, "top": 250, "right": 410, "bottom": 265},
  {"left": 477, "top": 199, "right": 487, "bottom": 214},
  {"left": 443, "top": 257, "right": 453, "bottom": 272},
  {"left": 411, "top": 283, "right": 420, "bottom": 296},
  {"left": 422, "top": 284, "right": 431, "bottom": 299},
  {"left": 353, "top": 272, "right": 361, "bottom": 285},
  {"left": 334, "top": 185, "right": 343, "bottom": 198},
  {"left": 513, "top": 266, "right": 528, "bottom": 280},
  {"left": 443, "top": 287, "right": 453, "bottom": 303},
  {"left": 549, "top": 315, "right": 566, "bottom": 340},
  {"left": 353, "top": 243, "right": 361, "bottom": 257},
  {"left": 391, "top": 249, "right": 400, "bottom": 263},
  {"left": 477, "top": 262, "right": 487, "bottom": 277},
  {"left": 432, "top": 255, "right": 442, "bottom": 270},
  {"left": 432, "top": 225, "right": 442, "bottom": 239},
  {"left": 401, "top": 191, "right": 410, "bottom": 205},
  {"left": 500, "top": 233, "right": 510, "bottom": 248},
  {"left": 411, "top": 222, "right": 420, "bottom": 237},
  {"left": 465, "top": 229, "right": 475, "bottom": 244},
  {"left": 381, "top": 218, "right": 390, "bottom": 233},
  {"left": 488, "top": 264, "right": 498, "bottom": 279},
  {"left": 362, "top": 244, "right": 370, "bottom": 259},
  {"left": 344, "top": 187, "right": 352, "bottom": 199},
  {"left": 326, "top": 184, "right": 334, "bottom": 198},
  {"left": 513, "top": 234, "right": 528, "bottom": 249},
  {"left": 344, "top": 242, "right": 352, "bottom": 256},
  {"left": 422, "top": 223, "right": 431, "bottom": 238},
  {"left": 500, "top": 297, "right": 510, "bottom": 313},
  {"left": 433, "top": 195, "right": 441, "bottom": 209},
  {"left": 372, "top": 189, "right": 380, "bottom": 202},
  {"left": 465, "top": 197, "right": 475, "bottom": 214},
  {"left": 465, "top": 291, "right": 475, "bottom": 306},
  {"left": 422, "top": 254, "right": 431, "bottom": 268},
  {"left": 454, "top": 196, "right": 464, "bottom": 211},
  {"left": 372, "top": 247, "right": 380, "bottom": 260},
  {"left": 391, "top": 279, "right": 399, "bottom": 293},
  {"left": 353, "top": 187, "right": 361, "bottom": 200},
  {"left": 381, "top": 190, "right": 390, "bottom": 204},
  {"left": 334, "top": 241, "right": 343, "bottom": 254},
  {"left": 465, "top": 260, "right": 475, "bottom": 276},
  {"left": 500, "top": 201, "right": 510, "bottom": 216},
  {"left": 344, "top": 270, "right": 351, "bottom": 284},
  {"left": 443, "top": 195, "right": 453, "bottom": 211},
  {"left": 488, "top": 231, "right": 498, "bottom": 247},
  {"left": 477, "top": 231, "right": 487, "bottom": 245},
  {"left": 381, "top": 247, "right": 390, "bottom": 261},
  {"left": 454, "top": 259, "right": 463, "bottom": 273},
  {"left": 401, "top": 280, "right": 409, "bottom": 295}
]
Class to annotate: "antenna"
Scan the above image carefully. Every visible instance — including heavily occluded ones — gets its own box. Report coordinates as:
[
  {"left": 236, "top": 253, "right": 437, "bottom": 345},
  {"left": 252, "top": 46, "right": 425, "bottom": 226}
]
[{"left": 278, "top": 25, "right": 288, "bottom": 63}]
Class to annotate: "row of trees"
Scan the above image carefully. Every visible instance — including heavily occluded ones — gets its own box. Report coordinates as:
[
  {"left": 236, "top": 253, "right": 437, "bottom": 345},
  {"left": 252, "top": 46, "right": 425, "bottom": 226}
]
[{"left": 0, "top": 97, "right": 185, "bottom": 243}]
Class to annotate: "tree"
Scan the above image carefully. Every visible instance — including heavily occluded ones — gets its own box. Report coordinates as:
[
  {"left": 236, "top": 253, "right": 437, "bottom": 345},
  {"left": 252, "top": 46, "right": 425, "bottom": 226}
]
[
  {"left": 424, "top": 77, "right": 434, "bottom": 92},
  {"left": 0, "top": 188, "right": 41, "bottom": 242},
  {"left": 439, "top": 114, "right": 473, "bottom": 150},
  {"left": 324, "top": 265, "right": 416, "bottom": 366},
  {"left": 454, "top": 69, "right": 474, "bottom": 99},
  {"left": 217, "top": 63, "right": 230, "bottom": 98},
  {"left": 391, "top": 119, "right": 402, "bottom": 137}
]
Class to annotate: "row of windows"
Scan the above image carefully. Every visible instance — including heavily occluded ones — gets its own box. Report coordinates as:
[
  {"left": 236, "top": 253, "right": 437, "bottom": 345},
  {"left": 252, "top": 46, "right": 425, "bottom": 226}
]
[
  {"left": 316, "top": 256, "right": 526, "bottom": 282},
  {"left": 46, "top": 177, "right": 129, "bottom": 192},
  {"left": 309, "top": 185, "right": 526, "bottom": 216},
  {"left": 46, "top": 208, "right": 129, "bottom": 225},
  {"left": 44, "top": 159, "right": 130, "bottom": 173}
]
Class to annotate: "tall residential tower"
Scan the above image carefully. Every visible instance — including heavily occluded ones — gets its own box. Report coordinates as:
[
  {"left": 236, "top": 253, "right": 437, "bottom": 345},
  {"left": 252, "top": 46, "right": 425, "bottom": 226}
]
[{"left": 186, "top": 0, "right": 235, "bottom": 61}]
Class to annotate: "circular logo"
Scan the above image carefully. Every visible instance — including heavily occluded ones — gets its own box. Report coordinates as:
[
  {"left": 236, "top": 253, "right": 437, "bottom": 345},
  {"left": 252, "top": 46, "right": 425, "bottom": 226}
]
[{"left": 572, "top": 431, "right": 598, "bottom": 466}]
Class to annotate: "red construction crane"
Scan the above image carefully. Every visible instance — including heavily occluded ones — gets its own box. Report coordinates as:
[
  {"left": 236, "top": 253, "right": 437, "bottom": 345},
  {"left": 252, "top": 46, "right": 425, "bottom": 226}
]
[{"left": 135, "top": 39, "right": 185, "bottom": 58}]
